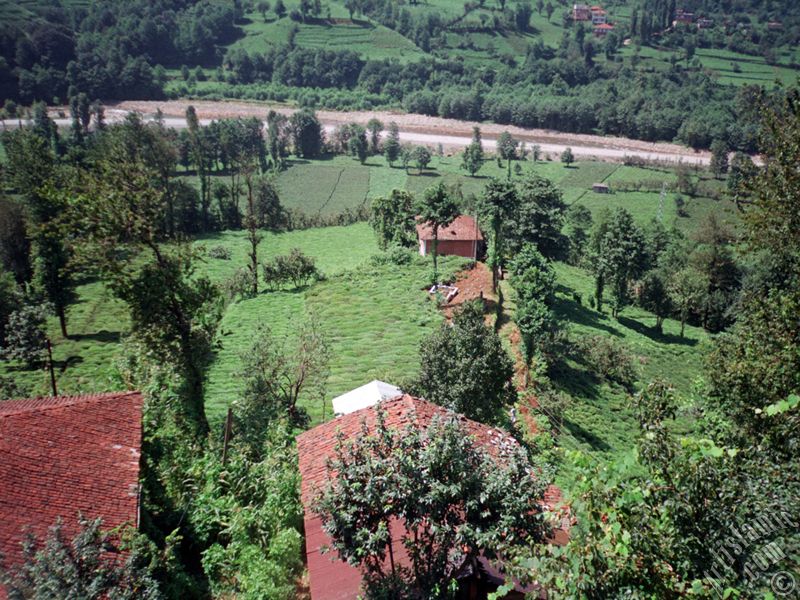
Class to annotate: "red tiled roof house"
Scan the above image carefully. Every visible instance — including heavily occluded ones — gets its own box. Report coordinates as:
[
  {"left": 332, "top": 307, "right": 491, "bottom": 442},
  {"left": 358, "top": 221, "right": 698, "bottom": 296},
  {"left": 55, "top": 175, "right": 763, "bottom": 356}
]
[
  {"left": 416, "top": 214, "right": 483, "bottom": 261},
  {"left": 297, "top": 394, "right": 566, "bottom": 599},
  {"left": 0, "top": 392, "right": 144, "bottom": 585}
]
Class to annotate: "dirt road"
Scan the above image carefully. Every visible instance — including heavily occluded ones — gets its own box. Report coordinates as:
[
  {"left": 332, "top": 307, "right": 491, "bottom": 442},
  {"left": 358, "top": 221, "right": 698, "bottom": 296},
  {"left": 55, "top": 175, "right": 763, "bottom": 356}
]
[{"left": 51, "top": 98, "right": 715, "bottom": 165}]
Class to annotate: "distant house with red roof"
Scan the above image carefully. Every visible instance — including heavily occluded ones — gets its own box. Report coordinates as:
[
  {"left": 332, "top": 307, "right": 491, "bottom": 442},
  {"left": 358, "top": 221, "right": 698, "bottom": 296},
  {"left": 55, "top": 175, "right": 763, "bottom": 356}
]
[
  {"left": 572, "top": 3, "right": 591, "bottom": 21},
  {"left": 590, "top": 5, "right": 607, "bottom": 24},
  {"left": 594, "top": 22, "right": 615, "bottom": 35},
  {"left": 416, "top": 214, "right": 483, "bottom": 260},
  {"left": 0, "top": 392, "right": 144, "bottom": 584},
  {"left": 297, "top": 393, "right": 566, "bottom": 599}
]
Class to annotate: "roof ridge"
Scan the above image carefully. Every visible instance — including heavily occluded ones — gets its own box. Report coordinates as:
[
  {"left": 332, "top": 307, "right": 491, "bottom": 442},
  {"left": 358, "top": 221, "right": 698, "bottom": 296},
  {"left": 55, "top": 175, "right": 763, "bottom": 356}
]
[{"left": 0, "top": 391, "right": 141, "bottom": 418}]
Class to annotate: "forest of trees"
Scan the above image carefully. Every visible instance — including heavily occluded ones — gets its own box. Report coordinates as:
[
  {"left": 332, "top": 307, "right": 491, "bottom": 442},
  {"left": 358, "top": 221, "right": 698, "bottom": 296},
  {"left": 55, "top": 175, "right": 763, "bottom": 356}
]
[{"left": 1, "top": 0, "right": 797, "bottom": 150}]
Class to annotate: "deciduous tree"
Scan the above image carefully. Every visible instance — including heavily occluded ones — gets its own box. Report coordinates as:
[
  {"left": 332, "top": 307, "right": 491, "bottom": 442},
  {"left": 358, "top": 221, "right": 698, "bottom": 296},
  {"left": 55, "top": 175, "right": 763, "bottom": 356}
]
[{"left": 414, "top": 300, "right": 516, "bottom": 424}]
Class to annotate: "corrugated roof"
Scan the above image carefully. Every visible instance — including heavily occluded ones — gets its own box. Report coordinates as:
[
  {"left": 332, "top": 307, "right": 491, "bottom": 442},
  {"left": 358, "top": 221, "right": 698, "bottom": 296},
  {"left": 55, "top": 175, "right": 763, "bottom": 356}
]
[
  {"left": 331, "top": 380, "right": 402, "bottom": 416},
  {"left": 416, "top": 215, "right": 484, "bottom": 241},
  {"left": 0, "top": 392, "right": 143, "bottom": 581}
]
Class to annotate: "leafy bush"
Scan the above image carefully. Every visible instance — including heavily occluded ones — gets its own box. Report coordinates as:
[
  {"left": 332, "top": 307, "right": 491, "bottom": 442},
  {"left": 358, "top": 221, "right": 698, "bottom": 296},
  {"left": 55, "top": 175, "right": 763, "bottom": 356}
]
[
  {"left": 0, "top": 303, "right": 50, "bottom": 368},
  {"left": 223, "top": 268, "right": 255, "bottom": 301},
  {"left": 0, "top": 517, "right": 162, "bottom": 600},
  {"left": 207, "top": 245, "right": 232, "bottom": 260},
  {"left": 575, "top": 334, "right": 638, "bottom": 389},
  {"left": 369, "top": 244, "right": 414, "bottom": 266},
  {"left": 262, "top": 249, "right": 319, "bottom": 290},
  {"left": 188, "top": 427, "right": 303, "bottom": 600}
]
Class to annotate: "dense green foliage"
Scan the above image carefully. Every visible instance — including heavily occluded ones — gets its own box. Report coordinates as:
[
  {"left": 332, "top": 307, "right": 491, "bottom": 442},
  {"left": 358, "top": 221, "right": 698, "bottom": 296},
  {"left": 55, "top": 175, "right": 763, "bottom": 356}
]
[
  {"left": 314, "top": 405, "right": 553, "bottom": 597},
  {"left": 0, "top": 517, "right": 162, "bottom": 600},
  {"left": 412, "top": 300, "right": 516, "bottom": 424},
  {"left": 1, "top": 0, "right": 797, "bottom": 149}
]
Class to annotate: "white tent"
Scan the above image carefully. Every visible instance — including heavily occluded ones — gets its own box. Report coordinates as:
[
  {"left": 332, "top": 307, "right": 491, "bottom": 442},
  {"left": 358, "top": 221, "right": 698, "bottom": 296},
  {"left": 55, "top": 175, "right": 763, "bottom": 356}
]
[{"left": 332, "top": 380, "right": 402, "bottom": 416}]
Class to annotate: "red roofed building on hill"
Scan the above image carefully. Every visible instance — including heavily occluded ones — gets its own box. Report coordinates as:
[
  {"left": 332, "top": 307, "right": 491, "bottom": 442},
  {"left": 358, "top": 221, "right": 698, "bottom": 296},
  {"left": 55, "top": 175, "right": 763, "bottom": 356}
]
[
  {"left": 297, "top": 393, "right": 566, "bottom": 599},
  {"left": 416, "top": 214, "right": 483, "bottom": 260},
  {"left": 0, "top": 392, "right": 144, "bottom": 582}
]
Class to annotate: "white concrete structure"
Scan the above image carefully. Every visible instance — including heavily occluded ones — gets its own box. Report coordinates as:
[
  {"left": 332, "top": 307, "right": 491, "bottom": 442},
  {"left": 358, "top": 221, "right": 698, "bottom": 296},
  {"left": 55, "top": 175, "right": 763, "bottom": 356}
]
[{"left": 332, "top": 380, "right": 403, "bottom": 416}]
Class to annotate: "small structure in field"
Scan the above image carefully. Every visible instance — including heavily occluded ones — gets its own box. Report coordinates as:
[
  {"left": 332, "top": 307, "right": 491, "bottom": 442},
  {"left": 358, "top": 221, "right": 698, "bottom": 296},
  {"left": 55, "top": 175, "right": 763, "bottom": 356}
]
[
  {"left": 674, "top": 9, "right": 694, "bottom": 25},
  {"left": 416, "top": 214, "right": 483, "bottom": 260},
  {"left": 573, "top": 3, "right": 591, "bottom": 21},
  {"left": 592, "top": 182, "right": 611, "bottom": 193},
  {"left": 590, "top": 5, "right": 607, "bottom": 24},
  {"left": 594, "top": 22, "right": 615, "bottom": 35},
  {"left": 697, "top": 17, "right": 714, "bottom": 29},
  {"left": 331, "top": 380, "right": 402, "bottom": 416}
]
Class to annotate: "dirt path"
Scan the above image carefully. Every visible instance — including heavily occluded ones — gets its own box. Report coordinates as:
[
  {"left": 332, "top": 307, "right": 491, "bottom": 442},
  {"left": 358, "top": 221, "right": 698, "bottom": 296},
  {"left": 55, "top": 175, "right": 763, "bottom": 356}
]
[{"left": 96, "top": 99, "right": 714, "bottom": 165}]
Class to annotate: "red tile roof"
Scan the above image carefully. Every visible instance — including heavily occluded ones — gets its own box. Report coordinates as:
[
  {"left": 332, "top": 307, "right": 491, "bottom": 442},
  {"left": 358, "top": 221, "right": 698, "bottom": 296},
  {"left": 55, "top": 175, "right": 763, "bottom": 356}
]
[
  {"left": 416, "top": 214, "right": 484, "bottom": 242},
  {"left": 0, "top": 392, "right": 143, "bottom": 576},
  {"left": 297, "top": 394, "right": 564, "bottom": 599}
]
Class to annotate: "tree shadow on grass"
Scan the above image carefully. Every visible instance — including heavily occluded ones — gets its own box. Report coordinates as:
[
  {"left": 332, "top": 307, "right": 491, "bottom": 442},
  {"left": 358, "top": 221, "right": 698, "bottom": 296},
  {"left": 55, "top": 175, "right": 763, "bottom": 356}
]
[
  {"left": 561, "top": 417, "right": 612, "bottom": 452},
  {"left": 72, "top": 330, "right": 121, "bottom": 344},
  {"left": 551, "top": 358, "right": 602, "bottom": 400},
  {"left": 554, "top": 296, "right": 622, "bottom": 338},
  {"left": 617, "top": 316, "right": 698, "bottom": 347}
]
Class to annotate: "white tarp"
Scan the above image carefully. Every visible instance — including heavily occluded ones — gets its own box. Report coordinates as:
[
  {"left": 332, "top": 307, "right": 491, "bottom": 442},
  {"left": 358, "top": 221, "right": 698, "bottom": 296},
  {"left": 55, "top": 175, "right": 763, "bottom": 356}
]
[{"left": 332, "top": 380, "right": 402, "bottom": 416}]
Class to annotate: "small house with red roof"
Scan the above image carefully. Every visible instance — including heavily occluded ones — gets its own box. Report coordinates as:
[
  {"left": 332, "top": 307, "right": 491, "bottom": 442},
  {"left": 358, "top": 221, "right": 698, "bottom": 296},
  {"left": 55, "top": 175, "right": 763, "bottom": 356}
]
[
  {"left": 0, "top": 392, "right": 144, "bottom": 586},
  {"left": 572, "top": 3, "right": 591, "bottom": 21},
  {"left": 297, "top": 393, "right": 566, "bottom": 599},
  {"left": 594, "top": 22, "right": 615, "bottom": 35},
  {"left": 416, "top": 214, "right": 483, "bottom": 260},
  {"left": 590, "top": 5, "right": 607, "bottom": 24}
]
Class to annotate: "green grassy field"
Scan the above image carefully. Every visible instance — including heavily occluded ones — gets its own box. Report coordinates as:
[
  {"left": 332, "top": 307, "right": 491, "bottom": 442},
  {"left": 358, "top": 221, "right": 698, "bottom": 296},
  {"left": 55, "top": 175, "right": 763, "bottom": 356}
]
[
  {"left": 1, "top": 153, "right": 730, "bottom": 487},
  {"left": 241, "top": 153, "right": 736, "bottom": 236}
]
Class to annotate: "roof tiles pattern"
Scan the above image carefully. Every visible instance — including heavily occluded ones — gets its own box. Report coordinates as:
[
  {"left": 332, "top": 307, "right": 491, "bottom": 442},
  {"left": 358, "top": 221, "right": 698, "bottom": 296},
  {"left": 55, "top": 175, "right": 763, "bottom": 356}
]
[
  {"left": 416, "top": 215, "right": 484, "bottom": 242},
  {"left": 0, "top": 392, "right": 143, "bottom": 574}
]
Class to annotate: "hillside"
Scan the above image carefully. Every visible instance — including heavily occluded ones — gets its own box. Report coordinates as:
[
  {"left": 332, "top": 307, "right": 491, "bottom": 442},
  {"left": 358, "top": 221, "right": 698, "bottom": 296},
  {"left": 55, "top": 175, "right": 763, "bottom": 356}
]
[{"left": 1, "top": 0, "right": 799, "bottom": 151}]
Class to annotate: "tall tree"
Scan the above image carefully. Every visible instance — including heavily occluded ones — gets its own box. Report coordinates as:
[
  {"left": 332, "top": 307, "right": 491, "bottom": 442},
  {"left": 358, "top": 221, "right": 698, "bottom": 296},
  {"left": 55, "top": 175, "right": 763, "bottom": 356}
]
[
  {"left": 383, "top": 121, "right": 401, "bottom": 166},
  {"left": 366, "top": 118, "right": 383, "bottom": 155},
  {"left": 370, "top": 189, "right": 417, "bottom": 250},
  {"left": 416, "top": 183, "right": 459, "bottom": 276},
  {"left": 509, "top": 244, "right": 557, "bottom": 384},
  {"left": 76, "top": 115, "right": 220, "bottom": 439},
  {"left": 668, "top": 267, "right": 705, "bottom": 338},
  {"left": 186, "top": 106, "right": 213, "bottom": 230},
  {"left": 497, "top": 131, "right": 519, "bottom": 179},
  {"left": 289, "top": 109, "right": 323, "bottom": 158},
  {"left": 242, "top": 166, "right": 262, "bottom": 297},
  {"left": 461, "top": 126, "right": 484, "bottom": 177},
  {"left": 709, "top": 139, "right": 729, "bottom": 178},
  {"left": 4, "top": 128, "right": 75, "bottom": 338},
  {"left": 479, "top": 178, "right": 517, "bottom": 291},
  {"left": 597, "top": 208, "right": 648, "bottom": 318},
  {"left": 266, "top": 110, "right": 289, "bottom": 171},
  {"left": 506, "top": 173, "right": 567, "bottom": 259},
  {"left": 414, "top": 300, "right": 516, "bottom": 424}
]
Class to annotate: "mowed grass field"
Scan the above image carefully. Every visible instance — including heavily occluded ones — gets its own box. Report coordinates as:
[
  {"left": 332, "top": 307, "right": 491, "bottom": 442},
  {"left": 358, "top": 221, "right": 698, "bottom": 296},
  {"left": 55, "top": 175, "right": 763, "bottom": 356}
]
[
  {"left": 1, "top": 155, "right": 726, "bottom": 480},
  {"left": 228, "top": 5, "right": 426, "bottom": 62},
  {"left": 259, "top": 153, "right": 735, "bottom": 236}
]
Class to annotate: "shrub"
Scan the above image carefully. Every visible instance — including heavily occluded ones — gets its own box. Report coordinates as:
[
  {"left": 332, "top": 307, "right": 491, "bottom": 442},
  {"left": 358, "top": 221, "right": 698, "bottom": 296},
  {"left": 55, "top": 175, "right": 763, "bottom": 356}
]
[
  {"left": 369, "top": 244, "right": 413, "bottom": 266},
  {"left": 208, "top": 245, "right": 232, "bottom": 260},
  {"left": 224, "top": 268, "right": 254, "bottom": 301},
  {"left": 575, "top": 334, "right": 638, "bottom": 389},
  {"left": 263, "top": 249, "right": 319, "bottom": 290},
  {"left": 0, "top": 303, "right": 50, "bottom": 368}
]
